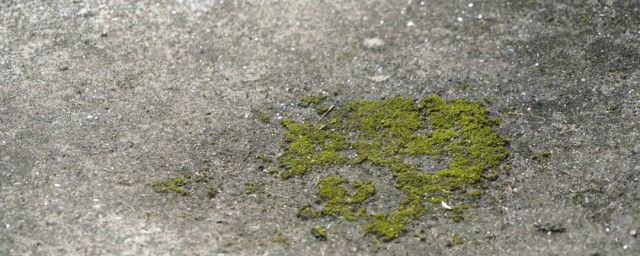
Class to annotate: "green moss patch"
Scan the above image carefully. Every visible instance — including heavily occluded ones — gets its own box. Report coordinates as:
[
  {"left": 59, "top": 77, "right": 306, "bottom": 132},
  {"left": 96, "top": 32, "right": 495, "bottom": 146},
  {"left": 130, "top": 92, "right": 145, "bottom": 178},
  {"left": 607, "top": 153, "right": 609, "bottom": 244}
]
[
  {"left": 311, "top": 226, "right": 327, "bottom": 241},
  {"left": 297, "top": 176, "right": 375, "bottom": 221},
  {"left": 445, "top": 233, "right": 464, "bottom": 247},
  {"left": 151, "top": 162, "right": 221, "bottom": 198},
  {"left": 297, "top": 95, "right": 326, "bottom": 107},
  {"left": 278, "top": 96, "right": 509, "bottom": 241},
  {"left": 152, "top": 177, "right": 188, "bottom": 196},
  {"left": 530, "top": 150, "right": 551, "bottom": 160},
  {"left": 149, "top": 95, "right": 509, "bottom": 243}
]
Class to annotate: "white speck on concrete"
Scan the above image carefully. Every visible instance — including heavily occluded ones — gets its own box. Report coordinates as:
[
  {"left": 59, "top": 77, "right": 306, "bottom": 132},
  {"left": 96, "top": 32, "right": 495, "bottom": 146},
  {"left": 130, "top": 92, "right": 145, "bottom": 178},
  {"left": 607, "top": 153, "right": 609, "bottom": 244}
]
[
  {"left": 363, "top": 38, "right": 384, "bottom": 48},
  {"left": 369, "top": 75, "right": 390, "bottom": 82}
]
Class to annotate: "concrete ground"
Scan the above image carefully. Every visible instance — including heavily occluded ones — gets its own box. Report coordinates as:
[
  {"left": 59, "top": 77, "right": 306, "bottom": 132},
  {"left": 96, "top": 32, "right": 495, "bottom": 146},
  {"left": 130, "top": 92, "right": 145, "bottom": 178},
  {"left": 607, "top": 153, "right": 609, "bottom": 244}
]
[{"left": 1, "top": 0, "right": 638, "bottom": 255}]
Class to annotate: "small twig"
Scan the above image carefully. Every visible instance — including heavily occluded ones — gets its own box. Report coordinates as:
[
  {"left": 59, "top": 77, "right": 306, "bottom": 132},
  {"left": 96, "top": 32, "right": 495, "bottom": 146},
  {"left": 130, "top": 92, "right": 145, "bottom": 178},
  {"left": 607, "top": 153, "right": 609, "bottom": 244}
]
[{"left": 314, "top": 105, "right": 334, "bottom": 125}]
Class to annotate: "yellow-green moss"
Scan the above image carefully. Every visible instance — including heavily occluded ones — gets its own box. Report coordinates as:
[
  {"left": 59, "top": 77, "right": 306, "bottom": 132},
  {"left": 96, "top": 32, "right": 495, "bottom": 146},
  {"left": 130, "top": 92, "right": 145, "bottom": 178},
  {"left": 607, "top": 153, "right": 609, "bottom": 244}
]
[
  {"left": 316, "top": 105, "right": 333, "bottom": 115},
  {"left": 244, "top": 181, "right": 265, "bottom": 194},
  {"left": 311, "top": 226, "right": 327, "bottom": 240},
  {"left": 297, "top": 95, "right": 327, "bottom": 107},
  {"left": 251, "top": 109, "right": 271, "bottom": 123},
  {"left": 259, "top": 113, "right": 270, "bottom": 123},
  {"left": 364, "top": 211, "right": 410, "bottom": 241},
  {"left": 278, "top": 96, "right": 509, "bottom": 241},
  {"left": 446, "top": 233, "right": 464, "bottom": 247},
  {"left": 530, "top": 150, "right": 551, "bottom": 160},
  {"left": 273, "top": 235, "right": 288, "bottom": 243},
  {"left": 152, "top": 177, "right": 188, "bottom": 196},
  {"left": 256, "top": 154, "right": 274, "bottom": 163},
  {"left": 151, "top": 171, "right": 218, "bottom": 197},
  {"left": 297, "top": 176, "right": 375, "bottom": 221}
]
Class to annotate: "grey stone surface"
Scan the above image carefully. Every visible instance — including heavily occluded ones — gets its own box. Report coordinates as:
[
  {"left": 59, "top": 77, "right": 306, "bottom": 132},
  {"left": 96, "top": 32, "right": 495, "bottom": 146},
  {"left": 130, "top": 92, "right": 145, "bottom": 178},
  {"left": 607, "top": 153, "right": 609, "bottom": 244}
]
[{"left": 1, "top": 1, "right": 638, "bottom": 255}]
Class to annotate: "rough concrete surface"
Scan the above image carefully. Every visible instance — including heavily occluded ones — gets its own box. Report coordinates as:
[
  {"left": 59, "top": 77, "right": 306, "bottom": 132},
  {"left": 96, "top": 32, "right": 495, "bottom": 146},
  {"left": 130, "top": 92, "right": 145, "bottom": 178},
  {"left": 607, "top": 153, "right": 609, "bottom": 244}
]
[{"left": 1, "top": 0, "right": 639, "bottom": 255}]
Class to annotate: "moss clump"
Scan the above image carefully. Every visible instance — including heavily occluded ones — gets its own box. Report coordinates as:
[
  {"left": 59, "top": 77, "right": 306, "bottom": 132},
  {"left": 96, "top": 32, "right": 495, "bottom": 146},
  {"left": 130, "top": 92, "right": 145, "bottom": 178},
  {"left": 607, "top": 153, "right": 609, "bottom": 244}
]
[
  {"left": 151, "top": 168, "right": 219, "bottom": 197},
  {"left": 445, "top": 233, "right": 464, "bottom": 247},
  {"left": 310, "top": 226, "right": 327, "bottom": 241},
  {"left": 297, "top": 95, "right": 327, "bottom": 107},
  {"left": 278, "top": 119, "right": 349, "bottom": 179},
  {"left": 273, "top": 235, "right": 287, "bottom": 243},
  {"left": 316, "top": 105, "right": 333, "bottom": 115},
  {"left": 297, "top": 176, "right": 375, "bottom": 221},
  {"left": 251, "top": 109, "right": 271, "bottom": 123},
  {"left": 244, "top": 181, "right": 265, "bottom": 195},
  {"left": 152, "top": 177, "right": 188, "bottom": 196},
  {"left": 451, "top": 203, "right": 470, "bottom": 222},
  {"left": 259, "top": 113, "right": 270, "bottom": 123},
  {"left": 364, "top": 211, "right": 411, "bottom": 241},
  {"left": 256, "top": 154, "right": 274, "bottom": 163},
  {"left": 278, "top": 95, "right": 509, "bottom": 241},
  {"left": 530, "top": 150, "right": 551, "bottom": 160}
]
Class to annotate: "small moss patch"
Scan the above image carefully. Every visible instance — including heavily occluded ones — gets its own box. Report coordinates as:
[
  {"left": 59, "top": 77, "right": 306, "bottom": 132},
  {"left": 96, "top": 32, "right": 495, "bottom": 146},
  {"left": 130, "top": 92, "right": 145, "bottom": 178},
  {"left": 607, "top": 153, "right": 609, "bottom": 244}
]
[
  {"left": 256, "top": 154, "right": 274, "bottom": 163},
  {"left": 297, "top": 176, "right": 375, "bottom": 221},
  {"left": 277, "top": 96, "right": 509, "bottom": 241},
  {"left": 152, "top": 177, "right": 188, "bottom": 196},
  {"left": 151, "top": 163, "right": 221, "bottom": 197},
  {"left": 445, "top": 233, "right": 464, "bottom": 247},
  {"left": 311, "top": 226, "right": 327, "bottom": 241},
  {"left": 244, "top": 181, "right": 266, "bottom": 195},
  {"left": 297, "top": 95, "right": 326, "bottom": 107},
  {"left": 530, "top": 150, "right": 551, "bottom": 160}
]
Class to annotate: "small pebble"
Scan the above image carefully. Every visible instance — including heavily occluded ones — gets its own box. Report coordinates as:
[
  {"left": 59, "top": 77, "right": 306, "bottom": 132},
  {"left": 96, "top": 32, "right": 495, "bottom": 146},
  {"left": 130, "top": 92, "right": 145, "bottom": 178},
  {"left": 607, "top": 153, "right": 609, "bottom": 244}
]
[{"left": 630, "top": 229, "right": 637, "bottom": 237}]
